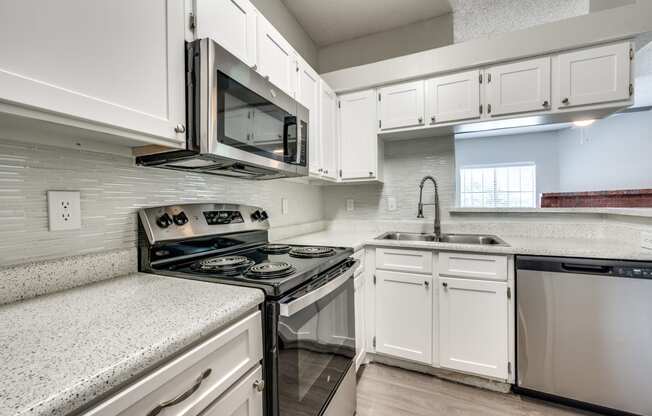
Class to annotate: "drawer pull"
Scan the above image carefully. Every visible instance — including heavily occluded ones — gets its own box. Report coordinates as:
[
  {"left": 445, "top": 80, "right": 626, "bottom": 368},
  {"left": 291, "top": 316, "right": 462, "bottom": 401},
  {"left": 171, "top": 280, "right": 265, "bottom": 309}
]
[
  {"left": 253, "top": 379, "right": 266, "bottom": 392},
  {"left": 147, "top": 368, "right": 212, "bottom": 416}
]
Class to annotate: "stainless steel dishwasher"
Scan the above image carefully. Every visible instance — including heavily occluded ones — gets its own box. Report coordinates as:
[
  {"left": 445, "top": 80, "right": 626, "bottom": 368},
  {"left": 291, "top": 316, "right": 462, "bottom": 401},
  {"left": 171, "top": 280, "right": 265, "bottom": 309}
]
[{"left": 516, "top": 256, "right": 652, "bottom": 416}]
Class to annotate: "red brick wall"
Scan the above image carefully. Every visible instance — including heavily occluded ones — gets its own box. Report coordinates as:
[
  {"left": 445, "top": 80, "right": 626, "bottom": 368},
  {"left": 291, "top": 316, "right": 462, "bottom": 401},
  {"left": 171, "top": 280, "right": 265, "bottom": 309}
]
[{"left": 541, "top": 189, "right": 652, "bottom": 208}]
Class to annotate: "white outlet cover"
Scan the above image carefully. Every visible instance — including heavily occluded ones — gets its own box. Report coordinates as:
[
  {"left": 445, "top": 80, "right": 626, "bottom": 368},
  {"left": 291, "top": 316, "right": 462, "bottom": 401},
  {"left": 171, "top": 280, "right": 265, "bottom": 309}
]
[
  {"left": 387, "top": 197, "right": 397, "bottom": 211},
  {"left": 641, "top": 232, "right": 652, "bottom": 251},
  {"left": 346, "top": 199, "right": 355, "bottom": 212},
  {"left": 47, "top": 191, "right": 81, "bottom": 231}
]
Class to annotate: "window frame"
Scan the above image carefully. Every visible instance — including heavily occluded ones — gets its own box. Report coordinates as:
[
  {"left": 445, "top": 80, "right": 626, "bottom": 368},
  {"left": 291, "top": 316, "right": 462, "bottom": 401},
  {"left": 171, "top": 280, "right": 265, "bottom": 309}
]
[{"left": 457, "top": 162, "right": 537, "bottom": 208}]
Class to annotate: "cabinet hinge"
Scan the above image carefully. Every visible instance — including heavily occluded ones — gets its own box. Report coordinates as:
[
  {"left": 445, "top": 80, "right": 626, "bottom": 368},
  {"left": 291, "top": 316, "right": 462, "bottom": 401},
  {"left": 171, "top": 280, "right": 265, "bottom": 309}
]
[
  {"left": 338, "top": 101, "right": 341, "bottom": 109},
  {"left": 507, "top": 287, "right": 512, "bottom": 299},
  {"left": 479, "top": 104, "right": 483, "bottom": 114},
  {"left": 378, "top": 93, "right": 381, "bottom": 102},
  {"left": 479, "top": 73, "right": 483, "bottom": 84},
  {"left": 296, "top": 64, "right": 299, "bottom": 72},
  {"left": 373, "top": 336, "right": 377, "bottom": 348},
  {"left": 630, "top": 83, "right": 634, "bottom": 97},
  {"left": 189, "top": 12, "right": 197, "bottom": 30},
  {"left": 373, "top": 274, "right": 377, "bottom": 285},
  {"left": 630, "top": 48, "right": 634, "bottom": 61},
  {"left": 339, "top": 169, "right": 342, "bottom": 178},
  {"left": 487, "top": 104, "right": 492, "bottom": 114},
  {"left": 508, "top": 361, "right": 512, "bottom": 374},
  {"left": 487, "top": 73, "right": 492, "bottom": 83},
  {"left": 378, "top": 120, "right": 382, "bottom": 129}
]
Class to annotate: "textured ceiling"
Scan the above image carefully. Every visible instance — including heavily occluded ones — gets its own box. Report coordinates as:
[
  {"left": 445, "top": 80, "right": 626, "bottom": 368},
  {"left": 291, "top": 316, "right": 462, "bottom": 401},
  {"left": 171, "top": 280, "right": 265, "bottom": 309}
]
[{"left": 281, "top": 0, "right": 453, "bottom": 46}]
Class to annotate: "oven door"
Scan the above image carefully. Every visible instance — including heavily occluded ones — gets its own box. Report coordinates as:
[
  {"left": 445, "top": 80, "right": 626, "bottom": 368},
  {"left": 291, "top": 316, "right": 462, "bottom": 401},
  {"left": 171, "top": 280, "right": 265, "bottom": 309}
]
[
  {"left": 277, "top": 260, "right": 357, "bottom": 416},
  {"left": 202, "top": 39, "right": 308, "bottom": 175}
]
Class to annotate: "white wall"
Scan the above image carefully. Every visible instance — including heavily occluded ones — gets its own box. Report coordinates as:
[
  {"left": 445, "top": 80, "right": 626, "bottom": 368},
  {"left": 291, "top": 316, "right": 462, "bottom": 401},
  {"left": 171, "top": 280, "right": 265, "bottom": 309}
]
[
  {"left": 0, "top": 138, "right": 323, "bottom": 266},
  {"left": 317, "top": 14, "right": 453, "bottom": 74},
  {"left": 250, "top": 0, "right": 318, "bottom": 68},
  {"left": 557, "top": 111, "right": 652, "bottom": 192},
  {"left": 454, "top": 132, "right": 561, "bottom": 204}
]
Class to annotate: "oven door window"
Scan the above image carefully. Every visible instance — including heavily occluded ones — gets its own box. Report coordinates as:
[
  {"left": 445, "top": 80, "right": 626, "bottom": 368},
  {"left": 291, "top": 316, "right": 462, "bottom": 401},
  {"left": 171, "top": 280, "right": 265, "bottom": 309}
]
[
  {"left": 278, "top": 278, "right": 355, "bottom": 416},
  {"left": 216, "top": 71, "right": 301, "bottom": 165}
]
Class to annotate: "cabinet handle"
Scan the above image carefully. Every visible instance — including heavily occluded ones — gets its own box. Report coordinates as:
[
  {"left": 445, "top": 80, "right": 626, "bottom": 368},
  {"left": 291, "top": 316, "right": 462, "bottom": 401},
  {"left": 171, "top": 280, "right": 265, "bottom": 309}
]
[
  {"left": 253, "top": 379, "right": 265, "bottom": 392},
  {"left": 174, "top": 124, "right": 186, "bottom": 134},
  {"left": 424, "top": 281, "right": 430, "bottom": 288},
  {"left": 431, "top": 116, "right": 436, "bottom": 124},
  {"left": 147, "top": 369, "right": 212, "bottom": 416},
  {"left": 369, "top": 171, "right": 374, "bottom": 176},
  {"left": 442, "top": 282, "right": 448, "bottom": 288},
  {"left": 418, "top": 117, "right": 423, "bottom": 124},
  {"left": 542, "top": 100, "right": 549, "bottom": 107},
  {"left": 318, "top": 168, "right": 323, "bottom": 172},
  {"left": 252, "top": 64, "right": 258, "bottom": 71},
  {"left": 562, "top": 98, "right": 570, "bottom": 105}
]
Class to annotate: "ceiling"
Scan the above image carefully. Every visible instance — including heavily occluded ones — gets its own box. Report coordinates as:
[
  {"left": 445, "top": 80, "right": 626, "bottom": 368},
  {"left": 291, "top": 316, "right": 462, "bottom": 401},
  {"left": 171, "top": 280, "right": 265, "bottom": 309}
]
[{"left": 281, "top": 0, "right": 453, "bottom": 46}]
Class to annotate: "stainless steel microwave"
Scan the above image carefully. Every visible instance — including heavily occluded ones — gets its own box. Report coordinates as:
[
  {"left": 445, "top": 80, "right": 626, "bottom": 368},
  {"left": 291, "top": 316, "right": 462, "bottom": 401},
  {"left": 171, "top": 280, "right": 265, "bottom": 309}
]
[{"left": 136, "top": 38, "right": 309, "bottom": 180}]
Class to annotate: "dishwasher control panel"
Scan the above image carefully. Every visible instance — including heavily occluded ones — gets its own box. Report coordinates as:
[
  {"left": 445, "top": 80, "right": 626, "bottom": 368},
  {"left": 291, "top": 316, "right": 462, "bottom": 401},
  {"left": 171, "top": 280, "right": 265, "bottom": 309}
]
[{"left": 613, "top": 267, "right": 652, "bottom": 278}]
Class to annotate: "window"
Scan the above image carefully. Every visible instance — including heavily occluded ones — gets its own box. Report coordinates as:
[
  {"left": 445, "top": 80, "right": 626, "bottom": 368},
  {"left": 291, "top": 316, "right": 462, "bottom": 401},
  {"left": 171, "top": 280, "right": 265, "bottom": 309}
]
[{"left": 459, "top": 164, "right": 536, "bottom": 208}]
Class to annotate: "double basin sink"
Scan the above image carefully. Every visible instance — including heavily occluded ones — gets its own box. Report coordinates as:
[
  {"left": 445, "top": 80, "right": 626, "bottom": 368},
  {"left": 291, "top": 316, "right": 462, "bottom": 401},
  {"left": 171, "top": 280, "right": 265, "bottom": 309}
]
[{"left": 376, "top": 232, "right": 509, "bottom": 246}]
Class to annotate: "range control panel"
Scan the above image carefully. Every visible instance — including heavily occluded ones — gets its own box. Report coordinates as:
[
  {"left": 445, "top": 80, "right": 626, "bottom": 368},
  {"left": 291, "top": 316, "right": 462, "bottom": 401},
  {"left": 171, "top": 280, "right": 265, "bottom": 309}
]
[
  {"left": 139, "top": 203, "right": 269, "bottom": 244},
  {"left": 614, "top": 267, "right": 652, "bottom": 279}
]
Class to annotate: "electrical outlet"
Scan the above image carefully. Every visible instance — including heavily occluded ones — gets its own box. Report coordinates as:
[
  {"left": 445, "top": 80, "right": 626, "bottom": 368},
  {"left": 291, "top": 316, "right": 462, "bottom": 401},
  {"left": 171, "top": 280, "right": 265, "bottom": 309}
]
[
  {"left": 281, "top": 198, "right": 289, "bottom": 215},
  {"left": 47, "top": 191, "right": 81, "bottom": 231},
  {"left": 346, "top": 199, "right": 355, "bottom": 212},
  {"left": 387, "top": 197, "right": 397, "bottom": 211},
  {"left": 641, "top": 232, "right": 652, "bottom": 250}
]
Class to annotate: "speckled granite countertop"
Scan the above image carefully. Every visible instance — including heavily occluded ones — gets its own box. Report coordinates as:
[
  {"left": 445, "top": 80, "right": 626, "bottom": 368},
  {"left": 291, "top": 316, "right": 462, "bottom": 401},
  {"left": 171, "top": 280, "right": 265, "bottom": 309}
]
[
  {"left": 0, "top": 273, "right": 264, "bottom": 416},
  {"left": 279, "top": 230, "right": 652, "bottom": 261}
]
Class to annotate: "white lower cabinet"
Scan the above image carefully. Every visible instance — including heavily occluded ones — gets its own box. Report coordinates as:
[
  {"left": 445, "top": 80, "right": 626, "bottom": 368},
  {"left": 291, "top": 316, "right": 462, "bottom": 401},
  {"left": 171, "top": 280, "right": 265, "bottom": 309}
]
[
  {"left": 200, "top": 366, "right": 263, "bottom": 416},
  {"left": 439, "top": 277, "right": 509, "bottom": 380},
  {"left": 375, "top": 270, "right": 432, "bottom": 364},
  {"left": 83, "top": 311, "right": 263, "bottom": 416}
]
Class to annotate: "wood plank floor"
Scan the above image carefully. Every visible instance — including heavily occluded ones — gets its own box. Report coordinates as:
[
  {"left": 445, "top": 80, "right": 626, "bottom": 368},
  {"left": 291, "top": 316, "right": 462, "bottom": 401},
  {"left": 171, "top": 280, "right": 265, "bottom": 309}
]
[{"left": 356, "top": 364, "right": 597, "bottom": 416}]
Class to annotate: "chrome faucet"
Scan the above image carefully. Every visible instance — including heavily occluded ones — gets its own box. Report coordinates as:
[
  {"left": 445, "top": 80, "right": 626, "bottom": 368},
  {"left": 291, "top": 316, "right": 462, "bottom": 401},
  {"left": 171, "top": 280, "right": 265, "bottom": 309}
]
[{"left": 417, "top": 175, "right": 441, "bottom": 239}]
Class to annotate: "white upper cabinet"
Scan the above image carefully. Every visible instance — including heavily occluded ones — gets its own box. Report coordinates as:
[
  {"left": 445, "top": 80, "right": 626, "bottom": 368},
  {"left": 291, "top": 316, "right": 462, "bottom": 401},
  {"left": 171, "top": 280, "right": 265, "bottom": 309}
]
[
  {"left": 486, "top": 57, "right": 551, "bottom": 116},
  {"left": 339, "top": 90, "right": 378, "bottom": 181},
  {"left": 558, "top": 42, "right": 632, "bottom": 108},
  {"left": 256, "top": 16, "right": 297, "bottom": 97},
  {"left": 296, "top": 58, "right": 321, "bottom": 176},
  {"left": 0, "top": 0, "right": 186, "bottom": 146},
  {"left": 378, "top": 80, "right": 425, "bottom": 130},
  {"left": 375, "top": 270, "right": 433, "bottom": 365},
  {"left": 194, "top": 0, "right": 258, "bottom": 67},
  {"left": 439, "top": 277, "right": 509, "bottom": 380},
  {"left": 319, "top": 81, "right": 339, "bottom": 180},
  {"left": 426, "top": 70, "right": 481, "bottom": 124}
]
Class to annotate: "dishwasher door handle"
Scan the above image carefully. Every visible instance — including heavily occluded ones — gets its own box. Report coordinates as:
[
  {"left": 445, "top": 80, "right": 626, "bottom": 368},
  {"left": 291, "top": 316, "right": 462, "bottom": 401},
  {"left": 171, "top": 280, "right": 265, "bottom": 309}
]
[{"left": 561, "top": 263, "right": 612, "bottom": 274}]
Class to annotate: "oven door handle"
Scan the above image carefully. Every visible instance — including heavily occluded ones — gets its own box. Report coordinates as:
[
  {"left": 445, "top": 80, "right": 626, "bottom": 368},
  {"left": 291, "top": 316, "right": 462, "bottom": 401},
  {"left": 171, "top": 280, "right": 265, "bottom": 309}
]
[{"left": 279, "top": 260, "right": 359, "bottom": 317}]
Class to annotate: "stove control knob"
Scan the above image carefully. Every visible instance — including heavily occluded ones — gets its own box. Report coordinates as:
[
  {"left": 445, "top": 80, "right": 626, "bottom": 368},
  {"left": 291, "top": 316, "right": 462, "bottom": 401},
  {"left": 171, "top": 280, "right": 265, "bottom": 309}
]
[
  {"left": 156, "top": 213, "right": 173, "bottom": 228},
  {"left": 173, "top": 211, "right": 189, "bottom": 226},
  {"left": 251, "top": 210, "right": 262, "bottom": 221},
  {"left": 259, "top": 211, "right": 269, "bottom": 221}
]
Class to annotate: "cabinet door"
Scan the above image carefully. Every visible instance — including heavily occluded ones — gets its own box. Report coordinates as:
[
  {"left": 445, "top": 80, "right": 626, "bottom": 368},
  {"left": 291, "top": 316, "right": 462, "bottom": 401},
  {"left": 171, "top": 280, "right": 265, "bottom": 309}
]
[
  {"left": 486, "top": 57, "right": 551, "bottom": 116},
  {"left": 354, "top": 273, "right": 367, "bottom": 372},
  {"left": 339, "top": 89, "right": 378, "bottom": 180},
  {"left": 558, "top": 42, "right": 631, "bottom": 108},
  {"left": 426, "top": 70, "right": 480, "bottom": 124},
  {"left": 0, "top": 0, "right": 186, "bottom": 146},
  {"left": 200, "top": 366, "right": 263, "bottom": 416},
  {"left": 439, "top": 278, "right": 508, "bottom": 380},
  {"left": 195, "top": 0, "right": 257, "bottom": 67},
  {"left": 297, "top": 58, "right": 322, "bottom": 176},
  {"left": 378, "top": 80, "right": 425, "bottom": 130},
  {"left": 376, "top": 270, "right": 432, "bottom": 364},
  {"left": 319, "top": 81, "right": 339, "bottom": 180},
  {"left": 257, "top": 16, "right": 296, "bottom": 97}
]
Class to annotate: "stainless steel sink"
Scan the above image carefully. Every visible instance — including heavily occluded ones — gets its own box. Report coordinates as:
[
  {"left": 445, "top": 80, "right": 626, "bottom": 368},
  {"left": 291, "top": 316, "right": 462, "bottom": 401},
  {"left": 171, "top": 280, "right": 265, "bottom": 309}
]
[{"left": 376, "top": 232, "right": 509, "bottom": 246}]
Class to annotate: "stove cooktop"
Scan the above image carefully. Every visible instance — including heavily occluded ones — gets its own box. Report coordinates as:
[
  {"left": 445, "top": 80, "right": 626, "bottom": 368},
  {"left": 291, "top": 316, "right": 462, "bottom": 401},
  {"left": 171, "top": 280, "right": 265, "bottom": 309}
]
[{"left": 153, "top": 244, "right": 353, "bottom": 297}]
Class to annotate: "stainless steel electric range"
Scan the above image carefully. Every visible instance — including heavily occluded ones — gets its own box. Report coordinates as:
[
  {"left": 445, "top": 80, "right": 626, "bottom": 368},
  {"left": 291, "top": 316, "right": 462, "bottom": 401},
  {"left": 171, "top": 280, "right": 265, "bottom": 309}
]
[{"left": 138, "top": 203, "right": 357, "bottom": 416}]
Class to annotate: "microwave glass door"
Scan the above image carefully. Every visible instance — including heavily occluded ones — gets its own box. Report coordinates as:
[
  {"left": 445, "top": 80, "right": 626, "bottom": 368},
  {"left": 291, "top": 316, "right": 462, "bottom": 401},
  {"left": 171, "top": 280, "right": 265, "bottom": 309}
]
[
  {"left": 277, "top": 278, "right": 355, "bottom": 415},
  {"left": 216, "top": 71, "right": 305, "bottom": 166}
]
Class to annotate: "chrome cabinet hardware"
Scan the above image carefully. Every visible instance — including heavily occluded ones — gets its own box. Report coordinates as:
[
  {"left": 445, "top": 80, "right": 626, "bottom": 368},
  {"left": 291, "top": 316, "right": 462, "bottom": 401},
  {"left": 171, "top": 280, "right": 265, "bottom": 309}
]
[
  {"left": 424, "top": 281, "right": 430, "bottom": 288},
  {"left": 174, "top": 124, "right": 186, "bottom": 134},
  {"left": 562, "top": 98, "right": 570, "bottom": 104},
  {"left": 487, "top": 104, "right": 492, "bottom": 114},
  {"left": 542, "top": 100, "right": 549, "bottom": 107},
  {"left": 369, "top": 171, "right": 374, "bottom": 176},
  {"left": 418, "top": 117, "right": 423, "bottom": 124},
  {"left": 442, "top": 282, "right": 448, "bottom": 288},
  {"left": 431, "top": 116, "right": 436, "bottom": 124},
  {"left": 251, "top": 64, "right": 258, "bottom": 70},
  {"left": 253, "top": 379, "right": 265, "bottom": 392},
  {"left": 147, "top": 369, "right": 212, "bottom": 416}
]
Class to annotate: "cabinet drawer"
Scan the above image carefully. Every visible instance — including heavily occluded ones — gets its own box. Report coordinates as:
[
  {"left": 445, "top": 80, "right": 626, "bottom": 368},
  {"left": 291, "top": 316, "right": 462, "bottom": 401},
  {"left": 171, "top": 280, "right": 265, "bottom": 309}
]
[
  {"left": 439, "top": 252, "right": 507, "bottom": 281},
  {"left": 200, "top": 365, "right": 263, "bottom": 416},
  {"left": 376, "top": 248, "right": 433, "bottom": 274},
  {"left": 84, "top": 311, "right": 262, "bottom": 416}
]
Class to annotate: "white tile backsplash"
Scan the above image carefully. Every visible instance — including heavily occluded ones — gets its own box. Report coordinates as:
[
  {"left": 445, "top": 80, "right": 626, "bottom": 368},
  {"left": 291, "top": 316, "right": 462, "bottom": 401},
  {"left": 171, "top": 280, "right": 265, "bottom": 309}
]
[{"left": 0, "top": 139, "right": 323, "bottom": 266}]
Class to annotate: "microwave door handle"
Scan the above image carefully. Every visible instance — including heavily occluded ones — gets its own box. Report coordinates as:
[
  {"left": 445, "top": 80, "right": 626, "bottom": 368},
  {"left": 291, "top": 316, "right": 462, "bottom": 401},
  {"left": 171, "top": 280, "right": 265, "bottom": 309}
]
[{"left": 279, "top": 260, "right": 359, "bottom": 317}]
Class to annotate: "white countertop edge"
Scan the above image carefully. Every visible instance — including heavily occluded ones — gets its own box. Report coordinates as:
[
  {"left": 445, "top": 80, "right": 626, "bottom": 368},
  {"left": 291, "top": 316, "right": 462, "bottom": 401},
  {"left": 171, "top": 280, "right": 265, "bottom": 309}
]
[{"left": 450, "top": 207, "right": 652, "bottom": 218}]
